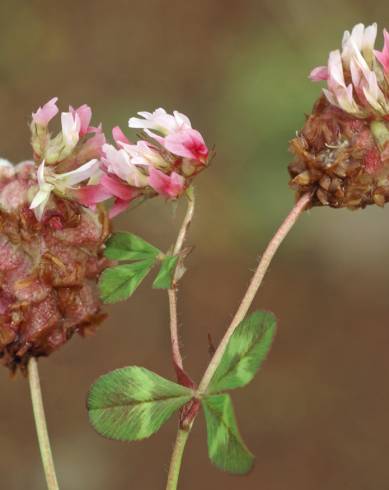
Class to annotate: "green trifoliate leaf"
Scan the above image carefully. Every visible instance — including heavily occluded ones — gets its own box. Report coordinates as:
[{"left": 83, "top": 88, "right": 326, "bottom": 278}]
[
  {"left": 104, "top": 232, "right": 161, "bottom": 261},
  {"left": 152, "top": 255, "right": 179, "bottom": 289},
  {"left": 88, "top": 366, "right": 193, "bottom": 441},
  {"left": 208, "top": 311, "right": 276, "bottom": 393},
  {"left": 99, "top": 259, "right": 155, "bottom": 303},
  {"left": 202, "top": 394, "right": 254, "bottom": 474}
]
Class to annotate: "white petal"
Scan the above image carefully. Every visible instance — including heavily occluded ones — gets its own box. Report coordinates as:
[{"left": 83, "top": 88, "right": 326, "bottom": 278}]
[
  {"left": 363, "top": 86, "right": 383, "bottom": 111},
  {"left": 30, "top": 186, "right": 53, "bottom": 211},
  {"left": 58, "top": 159, "right": 100, "bottom": 186},
  {"left": 363, "top": 23, "right": 377, "bottom": 51},
  {"left": 350, "top": 23, "right": 365, "bottom": 50},
  {"left": 37, "top": 160, "right": 46, "bottom": 187},
  {"left": 342, "top": 29, "right": 351, "bottom": 50},
  {"left": 104, "top": 144, "right": 134, "bottom": 182},
  {"left": 61, "top": 112, "right": 80, "bottom": 147},
  {"left": 349, "top": 58, "right": 362, "bottom": 87},
  {"left": 328, "top": 50, "right": 346, "bottom": 87},
  {"left": 323, "top": 88, "right": 338, "bottom": 106},
  {"left": 173, "top": 111, "right": 192, "bottom": 129},
  {"left": 128, "top": 116, "right": 152, "bottom": 129},
  {"left": 0, "top": 158, "right": 13, "bottom": 168},
  {"left": 347, "top": 39, "right": 371, "bottom": 82}
]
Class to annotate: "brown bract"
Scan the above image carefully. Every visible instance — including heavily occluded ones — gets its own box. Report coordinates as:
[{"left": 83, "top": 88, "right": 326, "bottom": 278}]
[
  {"left": 0, "top": 162, "right": 110, "bottom": 373},
  {"left": 289, "top": 96, "right": 389, "bottom": 209}
]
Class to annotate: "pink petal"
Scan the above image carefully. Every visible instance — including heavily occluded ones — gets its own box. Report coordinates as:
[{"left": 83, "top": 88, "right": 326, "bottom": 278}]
[
  {"left": 101, "top": 174, "right": 136, "bottom": 200},
  {"left": 148, "top": 167, "right": 185, "bottom": 198},
  {"left": 164, "top": 129, "right": 208, "bottom": 163},
  {"left": 76, "top": 184, "right": 112, "bottom": 206},
  {"left": 109, "top": 198, "right": 131, "bottom": 218},
  {"left": 70, "top": 104, "right": 92, "bottom": 137},
  {"left": 112, "top": 126, "right": 130, "bottom": 146},
  {"left": 309, "top": 65, "right": 329, "bottom": 81},
  {"left": 32, "top": 97, "right": 59, "bottom": 126},
  {"left": 77, "top": 131, "right": 107, "bottom": 161},
  {"left": 374, "top": 29, "right": 389, "bottom": 74}
]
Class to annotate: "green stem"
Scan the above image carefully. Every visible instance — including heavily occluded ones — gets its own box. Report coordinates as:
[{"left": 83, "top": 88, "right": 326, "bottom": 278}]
[
  {"left": 166, "top": 429, "right": 191, "bottom": 490},
  {"left": 28, "top": 357, "right": 60, "bottom": 490},
  {"left": 198, "top": 193, "right": 311, "bottom": 394}
]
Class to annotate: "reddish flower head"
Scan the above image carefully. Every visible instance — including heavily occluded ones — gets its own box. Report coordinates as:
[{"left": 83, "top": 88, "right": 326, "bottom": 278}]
[{"left": 290, "top": 23, "right": 389, "bottom": 209}]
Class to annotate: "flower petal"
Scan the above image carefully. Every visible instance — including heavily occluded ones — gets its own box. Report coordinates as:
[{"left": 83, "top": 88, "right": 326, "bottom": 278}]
[
  {"left": 32, "top": 97, "right": 59, "bottom": 126},
  {"left": 309, "top": 66, "right": 329, "bottom": 81},
  {"left": 59, "top": 159, "right": 100, "bottom": 186},
  {"left": 109, "top": 198, "right": 132, "bottom": 218},
  {"left": 101, "top": 174, "right": 136, "bottom": 200},
  {"left": 148, "top": 167, "right": 185, "bottom": 198}
]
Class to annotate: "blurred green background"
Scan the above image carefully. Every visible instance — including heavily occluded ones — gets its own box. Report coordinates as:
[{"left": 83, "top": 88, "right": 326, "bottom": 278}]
[{"left": 2, "top": 1, "right": 389, "bottom": 489}]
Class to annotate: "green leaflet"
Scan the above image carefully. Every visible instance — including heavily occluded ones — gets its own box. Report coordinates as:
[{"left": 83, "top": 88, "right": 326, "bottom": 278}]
[
  {"left": 153, "top": 255, "right": 179, "bottom": 289},
  {"left": 202, "top": 394, "right": 254, "bottom": 474},
  {"left": 208, "top": 311, "right": 276, "bottom": 393},
  {"left": 88, "top": 366, "right": 193, "bottom": 441},
  {"left": 99, "top": 260, "right": 155, "bottom": 303},
  {"left": 104, "top": 232, "right": 161, "bottom": 261}
]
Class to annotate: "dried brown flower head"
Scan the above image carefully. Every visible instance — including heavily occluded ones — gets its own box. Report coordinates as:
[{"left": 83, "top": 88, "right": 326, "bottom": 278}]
[{"left": 0, "top": 162, "right": 109, "bottom": 372}]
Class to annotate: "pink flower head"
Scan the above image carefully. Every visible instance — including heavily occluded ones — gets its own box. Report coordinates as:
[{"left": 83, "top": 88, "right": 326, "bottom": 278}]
[
  {"left": 70, "top": 104, "right": 92, "bottom": 137},
  {"left": 374, "top": 29, "right": 389, "bottom": 74},
  {"left": 148, "top": 167, "right": 185, "bottom": 198},
  {"left": 164, "top": 128, "right": 208, "bottom": 163},
  {"left": 32, "top": 97, "right": 59, "bottom": 126}
]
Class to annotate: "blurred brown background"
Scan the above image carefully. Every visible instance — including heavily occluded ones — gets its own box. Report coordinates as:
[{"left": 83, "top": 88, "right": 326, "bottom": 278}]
[{"left": 2, "top": 0, "right": 389, "bottom": 489}]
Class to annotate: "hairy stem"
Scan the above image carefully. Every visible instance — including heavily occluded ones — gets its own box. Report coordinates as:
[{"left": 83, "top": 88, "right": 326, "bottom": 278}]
[
  {"left": 168, "top": 187, "right": 195, "bottom": 371},
  {"left": 166, "top": 428, "right": 191, "bottom": 490},
  {"left": 165, "top": 193, "right": 310, "bottom": 490},
  {"left": 198, "top": 193, "right": 311, "bottom": 393},
  {"left": 28, "top": 357, "right": 60, "bottom": 490},
  {"left": 165, "top": 189, "right": 196, "bottom": 490}
]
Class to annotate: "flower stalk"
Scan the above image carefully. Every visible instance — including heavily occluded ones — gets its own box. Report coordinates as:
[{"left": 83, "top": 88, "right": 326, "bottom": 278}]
[
  {"left": 168, "top": 187, "right": 195, "bottom": 373},
  {"left": 166, "top": 428, "right": 191, "bottom": 490},
  {"left": 166, "top": 193, "right": 311, "bottom": 489},
  {"left": 28, "top": 358, "right": 60, "bottom": 490},
  {"left": 198, "top": 192, "right": 311, "bottom": 394}
]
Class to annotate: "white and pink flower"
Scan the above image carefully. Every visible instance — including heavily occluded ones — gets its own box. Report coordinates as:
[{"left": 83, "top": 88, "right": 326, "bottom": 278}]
[
  {"left": 309, "top": 23, "right": 389, "bottom": 117},
  {"left": 128, "top": 107, "right": 209, "bottom": 164},
  {"left": 31, "top": 99, "right": 105, "bottom": 165},
  {"left": 40, "top": 106, "right": 210, "bottom": 218},
  {"left": 30, "top": 159, "right": 100, "bottom": 220}
]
